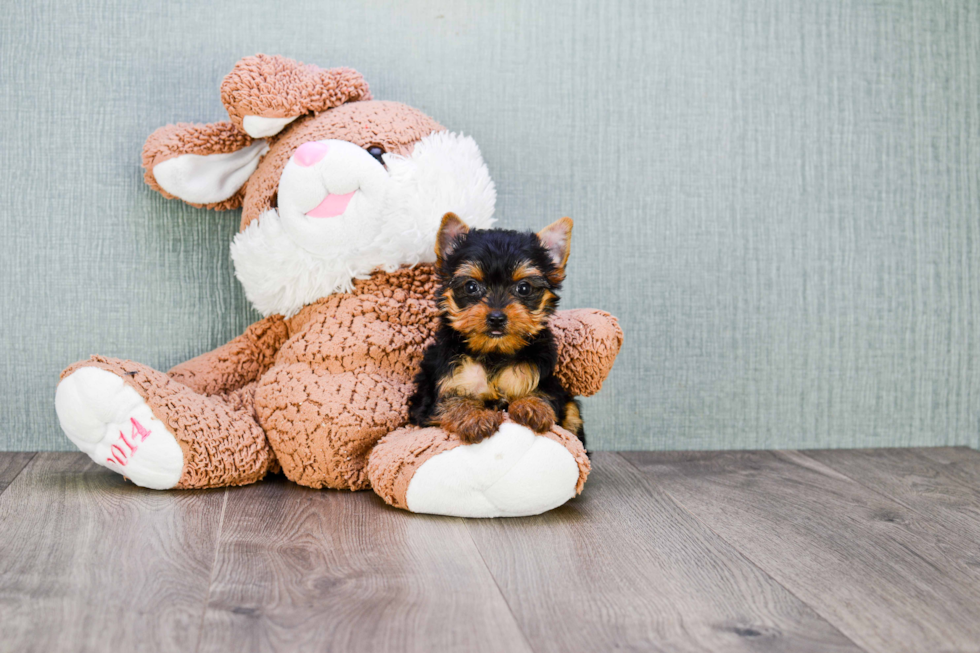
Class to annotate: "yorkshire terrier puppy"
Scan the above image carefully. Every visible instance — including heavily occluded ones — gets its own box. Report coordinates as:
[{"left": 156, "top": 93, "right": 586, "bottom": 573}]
[{"left": 408, "top": 213, "right": 585, "bottom": 445}]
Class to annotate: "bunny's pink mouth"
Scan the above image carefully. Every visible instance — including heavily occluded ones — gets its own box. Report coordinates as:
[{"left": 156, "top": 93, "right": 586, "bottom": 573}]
[{"left": 306, "top": 191, "right": 356, "bottom": 218}]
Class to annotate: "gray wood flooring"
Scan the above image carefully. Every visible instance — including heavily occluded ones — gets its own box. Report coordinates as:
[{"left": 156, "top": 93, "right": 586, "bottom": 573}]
[{"left": 1, "top": 448, "right": 979, "bottom": 653}]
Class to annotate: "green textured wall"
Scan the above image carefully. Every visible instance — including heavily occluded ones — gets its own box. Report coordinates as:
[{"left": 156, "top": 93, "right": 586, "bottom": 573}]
[{"left": 2, "top": 0, "right": 978, "bottom": 451}]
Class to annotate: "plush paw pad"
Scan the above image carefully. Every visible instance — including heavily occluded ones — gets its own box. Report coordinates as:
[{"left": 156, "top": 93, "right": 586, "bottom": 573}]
[
  {"left": 405, "top": 422, "right": 581, "bottom": 518},
  {"left": 55, "top": 367, "right": 183, "bottom": 489}
]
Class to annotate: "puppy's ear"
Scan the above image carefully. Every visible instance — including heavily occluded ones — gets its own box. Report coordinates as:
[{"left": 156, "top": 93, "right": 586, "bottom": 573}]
[
  {"left": 436, "top": 212, "right": 470, "bottom": 262},
  {"left": 537, "top": 217, "right": 573, "bottom": 270}
]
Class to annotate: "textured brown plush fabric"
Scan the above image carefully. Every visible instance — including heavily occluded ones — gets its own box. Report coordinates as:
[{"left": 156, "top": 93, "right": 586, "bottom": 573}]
[
  {"left": 255, "top": 266, "right": 440, "bottom": 490},
  {"left": 168, "top": 314, "right": 288, "bottom": 395},
  {"left": 220, "top": 54, "right": 372, "bottom": 132},
  {"left": 141, "top": 121, "right": 254, "bottom": 210},
  {"left": 551, "top": 309, "right": 624, "bottom": 397}
]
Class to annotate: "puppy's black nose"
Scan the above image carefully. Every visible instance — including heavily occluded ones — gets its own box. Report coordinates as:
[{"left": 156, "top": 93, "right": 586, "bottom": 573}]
[{"left": 486, "top": 311, "right": 507, "bottom": 329}]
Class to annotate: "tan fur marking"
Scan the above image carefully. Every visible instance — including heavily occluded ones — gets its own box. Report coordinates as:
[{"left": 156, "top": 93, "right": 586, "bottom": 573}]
[
  {"left": 546, "top": 268, "right": 566, "bottom": 285},
  {"left": 441, "top": 291, "right": 461, "bottom": 316},
  {"left": 438, "top": 357, "right": 495, "bottom": 400},
  {"left": 438, "top": 359, "right": 543, "bottom": 404},
  {"left": 457, "top": 263, "right": 484, "bottom": 282},
  {"left": 539, "top": 290, "right": 558, "bottom": 312},
  {"left": 512, "top": 261, "right": 543, "bottom": 282},
  {"left": 493, "top": 362, "right": 540, "bottom": 400},
  {"left": 446, "top": 301, "right": 497, "bottom": 350},
  {"left": 562, "top": 401, "right": 583, "bottom": 434},
  {"left": 464, "top": 330, "right": 526, "bottom": 356}
]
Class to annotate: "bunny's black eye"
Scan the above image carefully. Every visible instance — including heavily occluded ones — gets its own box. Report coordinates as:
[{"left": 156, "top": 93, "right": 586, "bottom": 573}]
[
  {"left": 515, "top": 281, "right": 532, "bottom": 297},
  {"left": 464, "top": 280, "right": 481, "bottom": 295},
  {"left": 366, "top": 145, "right": 386, "bottom": 165}
]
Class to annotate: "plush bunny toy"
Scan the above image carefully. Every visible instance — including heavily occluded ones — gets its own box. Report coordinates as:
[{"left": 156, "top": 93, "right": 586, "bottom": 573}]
[{"left": 55, "top": 55, "right": 622, "bottom": 517}]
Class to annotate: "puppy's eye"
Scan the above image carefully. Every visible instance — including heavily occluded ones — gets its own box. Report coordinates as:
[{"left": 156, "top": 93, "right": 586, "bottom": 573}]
[
  {"left": 464, "top": 280, "right": 481, "bottom": 296},
  {"left": 366, "top": 145, "right": 386, "bottom": 165},
  {"left": 515, "top": 281, "right": 532, "bottom": 297}
]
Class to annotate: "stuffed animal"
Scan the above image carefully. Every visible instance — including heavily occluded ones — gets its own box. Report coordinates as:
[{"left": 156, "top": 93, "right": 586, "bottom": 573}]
[{"left": 54, "top": 54, "right": 622, "bottom": 518}]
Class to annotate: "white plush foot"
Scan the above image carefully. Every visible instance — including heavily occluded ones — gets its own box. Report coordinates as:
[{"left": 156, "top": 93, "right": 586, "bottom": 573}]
[
  {"left": 405, "top": 422, "right": 581, "bottom": 518},
  {"left": 55, "top": 367, "right": 184, "bottom": 490}
]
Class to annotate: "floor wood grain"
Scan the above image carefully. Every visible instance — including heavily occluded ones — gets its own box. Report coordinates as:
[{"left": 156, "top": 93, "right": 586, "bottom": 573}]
[
  {"left": 624, "top": 450, "right": 980, "bottom": 653},
  {"left": 463, "top": 453, "right": 862, "bottom": 653},
  {"left": 0, "top": 452, "right": 34, "bottom": 495},
  {"left": 916, "top": 446, "right": 980, "bottom": 491},
  {"left": 5, "top": 448, "right": 980, "bottom": 653},
  {"left": 0, "top": 453, "right": 225, "bottom": 653},
  {"left": 804, "top": 448, "right": 980, "bottom": 546},
  {"left": 197, "top": 475, "right": 532, "bottom": 653}
]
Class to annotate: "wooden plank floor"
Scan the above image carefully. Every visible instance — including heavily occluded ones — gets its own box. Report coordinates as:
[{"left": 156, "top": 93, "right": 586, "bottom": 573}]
[{"left": 1, "top": 448, "right": 979, "bottom": 653}]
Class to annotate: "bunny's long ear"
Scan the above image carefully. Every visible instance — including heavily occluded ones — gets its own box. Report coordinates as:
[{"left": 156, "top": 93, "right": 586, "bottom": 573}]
[
  {"left": 141, "top": 55, "right": 370, "bottom": 209},
  {"left": 141, "top": 121, "right": 267, "bottom": 210},
  {"left": 220, "top": 54, "right": 372, "bottom": 138}
]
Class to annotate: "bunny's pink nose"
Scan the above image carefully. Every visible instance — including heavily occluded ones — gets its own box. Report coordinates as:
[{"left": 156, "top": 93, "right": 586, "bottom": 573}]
[{"left": 293, "top": 141, "right": 330, "bottom": 167}]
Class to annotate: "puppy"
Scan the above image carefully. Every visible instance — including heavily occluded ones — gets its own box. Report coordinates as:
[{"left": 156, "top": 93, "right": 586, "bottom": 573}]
[{"left": 408, "top": 213, "right": 585, "bottom": 445}]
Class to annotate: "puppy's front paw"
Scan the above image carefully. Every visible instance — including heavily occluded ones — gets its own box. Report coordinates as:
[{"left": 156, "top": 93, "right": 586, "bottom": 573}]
[
  {"left": 437, "top": 398, "right": 505, "bottom": 444},
  {"left": 454, "top": 408, "right": 505, "bottom": 444},
  {"left": 509, "top": 396, "right": 556, "bottom": 434}
]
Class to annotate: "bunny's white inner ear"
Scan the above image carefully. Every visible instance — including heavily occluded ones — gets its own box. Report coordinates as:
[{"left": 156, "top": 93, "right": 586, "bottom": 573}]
[
  {"left": 242, "top": 115, "right": 298, "bottom": 138},
  {"left": 153, "top": 140, "right": 269, "bottom": 204}
]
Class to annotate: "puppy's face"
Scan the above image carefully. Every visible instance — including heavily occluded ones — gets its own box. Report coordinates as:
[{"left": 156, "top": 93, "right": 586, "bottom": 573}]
[{"left": 435, "top": 213, "right": 573, "bottom": 355}]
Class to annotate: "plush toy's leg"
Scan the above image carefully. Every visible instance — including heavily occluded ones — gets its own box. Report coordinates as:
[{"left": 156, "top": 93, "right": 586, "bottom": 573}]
[
  {"left": 367, "top": 421, "right": 590, "bottom": 518},
  {"left": 55, "top": 356, "right": 277, "bottom": 489},
  {"left": 254, "top": 367, "right": 413, "bottom": 491}
]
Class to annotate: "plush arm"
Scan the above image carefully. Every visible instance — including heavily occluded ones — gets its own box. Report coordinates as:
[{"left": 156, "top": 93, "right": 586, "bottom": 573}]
[
  {"left": 550, "top": 309, "right": 624, "bottom": 397},
  {"left": 167, "top": 314, "right": 289, "bottom": 396},
  {"left": 220, "top": 54, "right": 372, "bottom": 137}
]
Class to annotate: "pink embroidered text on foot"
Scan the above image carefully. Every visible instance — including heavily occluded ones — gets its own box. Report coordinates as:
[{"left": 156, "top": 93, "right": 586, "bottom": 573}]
[{"left": 106, "top": 417, "right": 152, "bottom": 466}]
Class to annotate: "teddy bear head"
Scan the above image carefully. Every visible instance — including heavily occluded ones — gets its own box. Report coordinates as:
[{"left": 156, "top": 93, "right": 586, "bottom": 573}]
[{"left": 141, "top": 54, "right": 496, "bottom": 317}]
